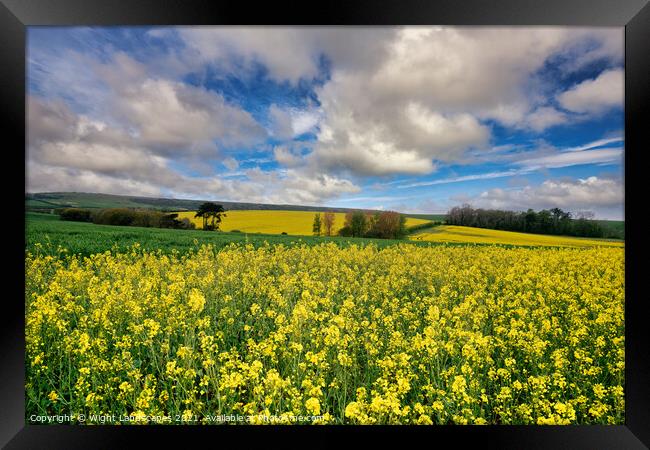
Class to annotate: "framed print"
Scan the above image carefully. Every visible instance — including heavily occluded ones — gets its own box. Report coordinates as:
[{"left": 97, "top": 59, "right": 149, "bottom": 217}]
[{"left": 2, "top": 0, "right": 649, "bottom": 448}]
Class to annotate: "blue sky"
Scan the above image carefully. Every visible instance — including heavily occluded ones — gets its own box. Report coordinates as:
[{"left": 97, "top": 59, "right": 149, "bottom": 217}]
[{"left": 26, "top": 26, "right": 624, "bottom": 219}]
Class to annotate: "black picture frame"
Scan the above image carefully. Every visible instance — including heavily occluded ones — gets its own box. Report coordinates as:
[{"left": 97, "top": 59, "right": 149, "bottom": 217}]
[{"left": 3, "top": 0, "right": 649, "bottom": 448}]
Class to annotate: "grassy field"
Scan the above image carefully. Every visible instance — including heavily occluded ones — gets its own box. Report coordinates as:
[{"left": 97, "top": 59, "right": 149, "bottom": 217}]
[
  {"left": 410, "top": 225, "right": 624, "bottom": 248},
  {"left": 401, "top": 213, "right": 447, "bottom": 222},
  {"left": 27, "top": 212, "right": 623, "bottom": 258},
  {"left": 26, "top": 212, "right": 433, "bottom": 257},
  {"left": 175, "top": 210, "right": 430, "bottom": 235}
]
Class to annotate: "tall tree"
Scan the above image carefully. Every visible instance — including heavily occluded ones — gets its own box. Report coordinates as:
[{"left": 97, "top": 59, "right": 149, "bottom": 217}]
[
  {"left": 312, "top": 213, "right": 322, "bottom": 236},
  {"left": 346, "top": 211, "right": 368, "bottom": 237},
  {"left": 195, "top": 202, "right": 226, "bottom": 231},
  {"left": 195, "top": 204, "right": 209, "bottom": 230},
  {"left": 322, "top": 212, "right": 335, "bottom": 236},
  {"left": 373, "top": 211, "right": 403, "bottom": 239}
]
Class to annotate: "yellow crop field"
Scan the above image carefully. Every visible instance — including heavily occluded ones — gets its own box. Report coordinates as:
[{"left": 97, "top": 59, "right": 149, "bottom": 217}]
[
  {"left": 175, "top": 210, "right": 430, "bottom": 235},
  {"left": 26, "top": 243, "right": 624, "bottom": 425},
  {"left": 411, "top": 225, "right": 624, "bottom": 248}
]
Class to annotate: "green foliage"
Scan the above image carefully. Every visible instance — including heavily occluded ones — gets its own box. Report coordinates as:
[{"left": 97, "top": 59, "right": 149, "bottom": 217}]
[
  {"left": 406, "top": 221, "right": 439, "bottom": 233},
  {"left": 58, "top": 208, "right": 194, "bottom": 230},
  {"left": 339, "top": 210, "right": 408, "bottom": 240},
  {"left": 350, "top": 211, "right": 368, "bottom": 237},
  {"left": 195, "top": 202, "right": 226, "bottom": 231},
  {"left": 403, "top": 213, "right": 447, "bottom": 222},
  {"left": 446, "top": 204, "right": 614, "bottom": 239},
  {"left": 59, "top": 208, "right": 94, "bottom": 223},
  {"left": 312, "top": 213, "right": 322, "bottom": 236}
]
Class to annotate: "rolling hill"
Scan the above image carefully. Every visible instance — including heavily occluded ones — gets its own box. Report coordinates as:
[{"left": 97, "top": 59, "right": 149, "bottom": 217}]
[{"left": 26, "top": 192, "right": 399, "bottom": 216}]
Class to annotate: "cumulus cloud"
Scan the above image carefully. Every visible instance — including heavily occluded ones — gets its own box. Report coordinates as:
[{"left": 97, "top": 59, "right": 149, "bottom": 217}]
[
  {"left": 28, "top": 27, "right": 624, "bottom": 209},
  {"left": 165, "top": 27, "right": 622, "bottom": 178},
  {"left": 28, "top": 96, "right": 172, "bottom": 182},
  {"left": 243, "top": 168, "right": 361, "bottom": 205},
  {"left": 299, "top": 27, "right": 621, "bottom": 176},
  {"left": 95, "top": 53, "right": 266, "bottom": 155},
  {"left": 557, "top": 68, "right": 624, "bottom": 114},
  {"left": 174, "top": 27, "right": 395, "bottom": 84},
  {"left": 267, "top": 105, "right": 320, "bottom": 141},
  {"left": 27, "top": 162, "right": 164, "bottom": 197},
  {"left": 524, "top": 107, "right": 568, "bottom": 131},
  {"left": 27, "top": 96, "right": 358, "bottom": 205},
  {"left": 273, "top": 145, "right": 303, "bottom": 167}
]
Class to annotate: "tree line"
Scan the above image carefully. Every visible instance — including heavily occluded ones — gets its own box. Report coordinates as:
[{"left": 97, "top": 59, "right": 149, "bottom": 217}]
[
  {"left": 445, "top": 204, "right": 610, "bottom": 238},
  {"left": 59, "top": 208, "right": 196, "bottom": 230},
  {"left": 58, "top": 202, "right": 230, "bottom": 231},
  {"left": 59, "top": 203, "right": 417, "bottom": 241},
  {"left": 312, "top": 210, "right": 408, "bottom": 240}
]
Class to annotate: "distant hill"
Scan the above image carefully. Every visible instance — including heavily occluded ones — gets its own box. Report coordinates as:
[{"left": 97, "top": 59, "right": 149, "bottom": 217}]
[{"left": 26, "top": 192, "right": 396, "bottom": 216}]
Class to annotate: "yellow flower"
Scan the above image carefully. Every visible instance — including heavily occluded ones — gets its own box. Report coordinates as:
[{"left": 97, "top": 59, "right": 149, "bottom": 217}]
[
  {"left": 305, "top": 397, "right": 321, "bottom": 416},
  {"left": 25, "top": 241, "right": 624, "bottom": 425},
  {"left": 188, "top": 288, "right": 206, "bottom": 313}
]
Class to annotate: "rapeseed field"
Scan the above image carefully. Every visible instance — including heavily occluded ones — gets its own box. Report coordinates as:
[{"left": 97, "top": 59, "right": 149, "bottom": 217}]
[
  {"left": 411, "top": 226, "right": 624, "bottom": 248},
  {"left": 175, "top": 210, "right": 430, "bottom": 235},
  {"left": 25, "top": 242, "right": 624, "bottom": 425}
]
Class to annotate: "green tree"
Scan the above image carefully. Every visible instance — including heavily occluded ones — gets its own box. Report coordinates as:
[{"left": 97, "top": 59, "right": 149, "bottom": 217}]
[
  {"left": 312, "top": 213, "right": 322, "bottom": 236},
  {"left": 372, "top": 211, "right": 404, "bottom": 239},
  {"left": 349, "top": 211, "right": 368, "bottom": 237},
  {"left": 195, "top": 202, "right": 226, "bottom": 231}
]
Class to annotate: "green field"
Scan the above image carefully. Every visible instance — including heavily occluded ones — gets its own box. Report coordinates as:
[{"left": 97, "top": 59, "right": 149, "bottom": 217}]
[
  {"left": 400, "top": 213, "right": 447, "bottom": 222},
  {"left": 27, "top": 211, "right": 624, "bottom": 259},
  {"left": 27, "top": 192, "right": 624, "bottom": 239},
  {"left": 26, "top": 212, "right": 435, "bottom": 257}
]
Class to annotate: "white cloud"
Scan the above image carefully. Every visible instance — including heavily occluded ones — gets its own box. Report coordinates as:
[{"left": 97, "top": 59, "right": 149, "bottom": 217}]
[
  {"left": 525, "top": 107, "right": 568, "bottom": 131},
  {"left": 393, "top": 134, "right": 623, "bottom": 188},
  {"left": 273, "top": 146, "right": 302, "bottom": 167},
  {"left": 27, "top": 162, "right": 164, "bottom": 197},
  {"left": 222, "top": 157, "right": 239, "bottom": 171},
  {"left": 175, "top": 27, "right": 395, "bottom": 84},
  {"left": 516, "top": 148, "right": 623, "bottom": 170},
  {"left": 27, "top": 95, "right": 359, "bottom": 205},
  {"left": 565, "top": 136, "right": 623, "bottom": 152},
  {"left": 290, "top": 109, "right": 321, "bottom": 136},
  {"left": 167, "top": 27, "right": 623, "bottom": 178},
  {"left": 268, "top": 105, "right": 322, "bottom": 140},
  {"left": 243, "top": 168, "right": 361, "bottom": 205},
  {"left": 28, "top": 27, "right": 625, "bottom": 208},
  {"left": 177, "top": 28, "right": 322, "bottom": 83},
  {"left": 557, "top": 68, "right": 624, "bottom": 114},
  {"left": 470, "top": 176, "right": 623, "bottom": 219},
  {"left": 300, "top": 27, "right": 621, "bottom": 176},
  {"left": 99, "top": 56, "right": 266, "bottom": 153},
  {"left": 398, "top": 170, "right": 522, "bottom": 189},
  {"left": 268, "top": 105, "right": 295, "bottom": 140}
]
